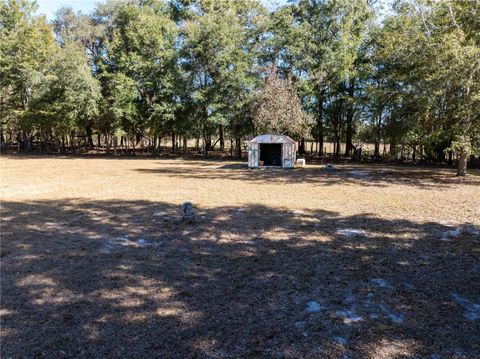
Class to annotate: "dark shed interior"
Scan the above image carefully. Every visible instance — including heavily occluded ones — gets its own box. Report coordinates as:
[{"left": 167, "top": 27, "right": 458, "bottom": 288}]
[{"left": 260, "top": 143, "right": 282, "bottom": 166}]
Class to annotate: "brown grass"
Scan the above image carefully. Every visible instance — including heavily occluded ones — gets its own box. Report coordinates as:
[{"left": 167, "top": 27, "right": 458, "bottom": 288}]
[{"left": 1, "top": 155, "right": 479, "bottom": 358}]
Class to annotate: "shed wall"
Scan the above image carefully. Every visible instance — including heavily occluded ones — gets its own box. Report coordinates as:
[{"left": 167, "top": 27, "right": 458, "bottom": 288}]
[
  {"left": 248, "top": 142, "right": 259, "bottom": 167},
  {"left": 282, "top": 143, "right": 296, "bottom": 168}
]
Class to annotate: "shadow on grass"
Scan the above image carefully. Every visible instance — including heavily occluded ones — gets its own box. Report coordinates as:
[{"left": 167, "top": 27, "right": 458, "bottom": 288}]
[
  {"left": 1, "top": 200, "right": 479, "bottom": 358},
  {"left": 135, "top": 162, "right": 480, "bottom": 189},
  {"left": 5, "top": 153, "right": 480, "bottom": 188},
  {"left": 0, "top": 152, "right": 237, "bottom": 164}
]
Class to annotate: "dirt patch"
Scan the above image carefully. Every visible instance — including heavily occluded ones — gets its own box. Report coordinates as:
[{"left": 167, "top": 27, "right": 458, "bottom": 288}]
[{"left": 1, "top": 157, "right": 479, "bottom": 358}]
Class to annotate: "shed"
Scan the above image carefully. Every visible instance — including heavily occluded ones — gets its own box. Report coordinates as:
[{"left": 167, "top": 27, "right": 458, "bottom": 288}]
[{"left": 247, "top": 134, "right": 297, "bottom": 168}]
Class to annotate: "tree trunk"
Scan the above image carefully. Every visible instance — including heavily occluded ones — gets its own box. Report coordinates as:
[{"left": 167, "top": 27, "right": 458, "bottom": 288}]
[
  {"left": 336, "top": 135, "right": 341, "bottom": 157},
  {"left": 204, "top": 130, "right": 211, "bottom": 158},
  {"left": 333, "top": 95, "right": 343, "bottom": 158},
  {"left": 70, "top": 131, "right": 75, "bottom": 152},
  {"left": 0, "top": 127, "right": 5, "bottom": 152},
  {"left": 374, "top": 141, "right": 380, "bottom": 160},
  {"left": 345, "top": 78, "right": 355, "bottom": 157},
  {"left": 436, "top": 143, "right": 446, "bottom": 163},
  {"left": 183, "top": 135, "right": 187, "bottom": 154},
  {"left": 299, "top": 138, "right": 305, "bottom": 155},
  {"left": 202, "top": 105, "right": 210, "bottom": 157},
  {"left": 235, "top": 136, "right": 242, "bottom": 158},
  {"left": 86, "top": 126, "right": 94, "bottom": 148},
  {"left": 24, "top": 131, "right": 32, "bottom": 151},
  {"left": 356, "top": 147, "right": 362, "bottom": 161},
  {"left": 390, "top": 140, "right": 397, "bottom": 160},
  {"left": 171, "top": 132, "right": 175, "bottom": 152},
  {"left": 43, "top": 132, "right": 50, "bottom": 152},
  {"left": 456, "top": 148, "right": 468, "bottom": 177},
  {"left": 219, "top": 124, "right": 225, "bottom": 152},
  {"left": 205, "top": 134, "right": 211, "bottom": 151},
  {"left": 374, "top": 119, "right": 382, "bottom": 160},
  {"left": 317, "top": 95, "right": 323, "bottom": 156},
  {"left": 151, "top": 136, "right": 156, "bottom": 154},
  {"left": 21, "top": 131, "right": 26, "bottom": 151}
]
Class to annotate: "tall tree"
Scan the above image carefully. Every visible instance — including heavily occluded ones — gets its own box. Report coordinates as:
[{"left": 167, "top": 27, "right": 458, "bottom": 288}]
[
  {"left": 106, "top": 0, "right": 179, "bottom": 150},
  {"left": 267, "top": 0, "right": 373, "bottom": 156},
  {"left": 25, "top": 42, "right": 100, "bottom": 150},
  {"left": 182, "top": 0, "right": 265, "bottom": 156},
  {"left": 371, "top": 0, "right": 480, "bottom": 174},
  {"left": 253, "top": 66, "right": 313, "bottom": 138},
  {"left": 0, "top": 0, "right": 56, "bottom": 149}
]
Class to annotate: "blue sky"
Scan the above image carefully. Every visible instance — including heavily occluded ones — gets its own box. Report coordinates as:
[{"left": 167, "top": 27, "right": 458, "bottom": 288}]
[
  {"left": 35, "top": 0, "right": 290, "bottom": 20},
  {"left": 35, "top": 0, "right": 99, "bottom": 19},
  {"left": 35, "top": 0, "right": 390, "bottom": 21}
]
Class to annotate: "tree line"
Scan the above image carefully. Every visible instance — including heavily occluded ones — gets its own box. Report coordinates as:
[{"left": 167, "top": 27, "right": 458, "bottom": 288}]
[{"left": 1, "top": 0, "right": 479, "bottom": 175}]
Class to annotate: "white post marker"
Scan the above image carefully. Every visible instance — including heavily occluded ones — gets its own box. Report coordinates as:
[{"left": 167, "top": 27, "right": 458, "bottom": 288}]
[{"left": 296, "top": 158, "right": 306, "bottom": 168}]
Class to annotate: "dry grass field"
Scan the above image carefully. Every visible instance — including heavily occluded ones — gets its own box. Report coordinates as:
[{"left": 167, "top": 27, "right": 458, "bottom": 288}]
[{"left": 1, "top": 155, "right": 480, "bottom": 358}]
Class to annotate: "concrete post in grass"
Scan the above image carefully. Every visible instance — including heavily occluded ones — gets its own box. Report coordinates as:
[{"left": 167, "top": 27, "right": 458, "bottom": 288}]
[{"left": 182, "top": 201, "right": 195, "bottom": 222}]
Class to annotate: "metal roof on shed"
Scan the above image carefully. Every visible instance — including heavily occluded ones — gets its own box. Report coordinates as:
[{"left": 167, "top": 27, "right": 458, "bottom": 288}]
[{"left": 248, "top": 134, "right": 296, "bottom": 144}]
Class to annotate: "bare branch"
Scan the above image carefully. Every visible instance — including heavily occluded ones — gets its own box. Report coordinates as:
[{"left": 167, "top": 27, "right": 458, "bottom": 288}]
[{"left": 447, "top": 0, "right": 461, "bottom": 30}]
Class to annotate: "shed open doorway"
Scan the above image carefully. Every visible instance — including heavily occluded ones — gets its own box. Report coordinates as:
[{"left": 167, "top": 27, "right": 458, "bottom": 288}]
[{"left": 260, "top": 143, "right": 282, "bottom": 166}]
